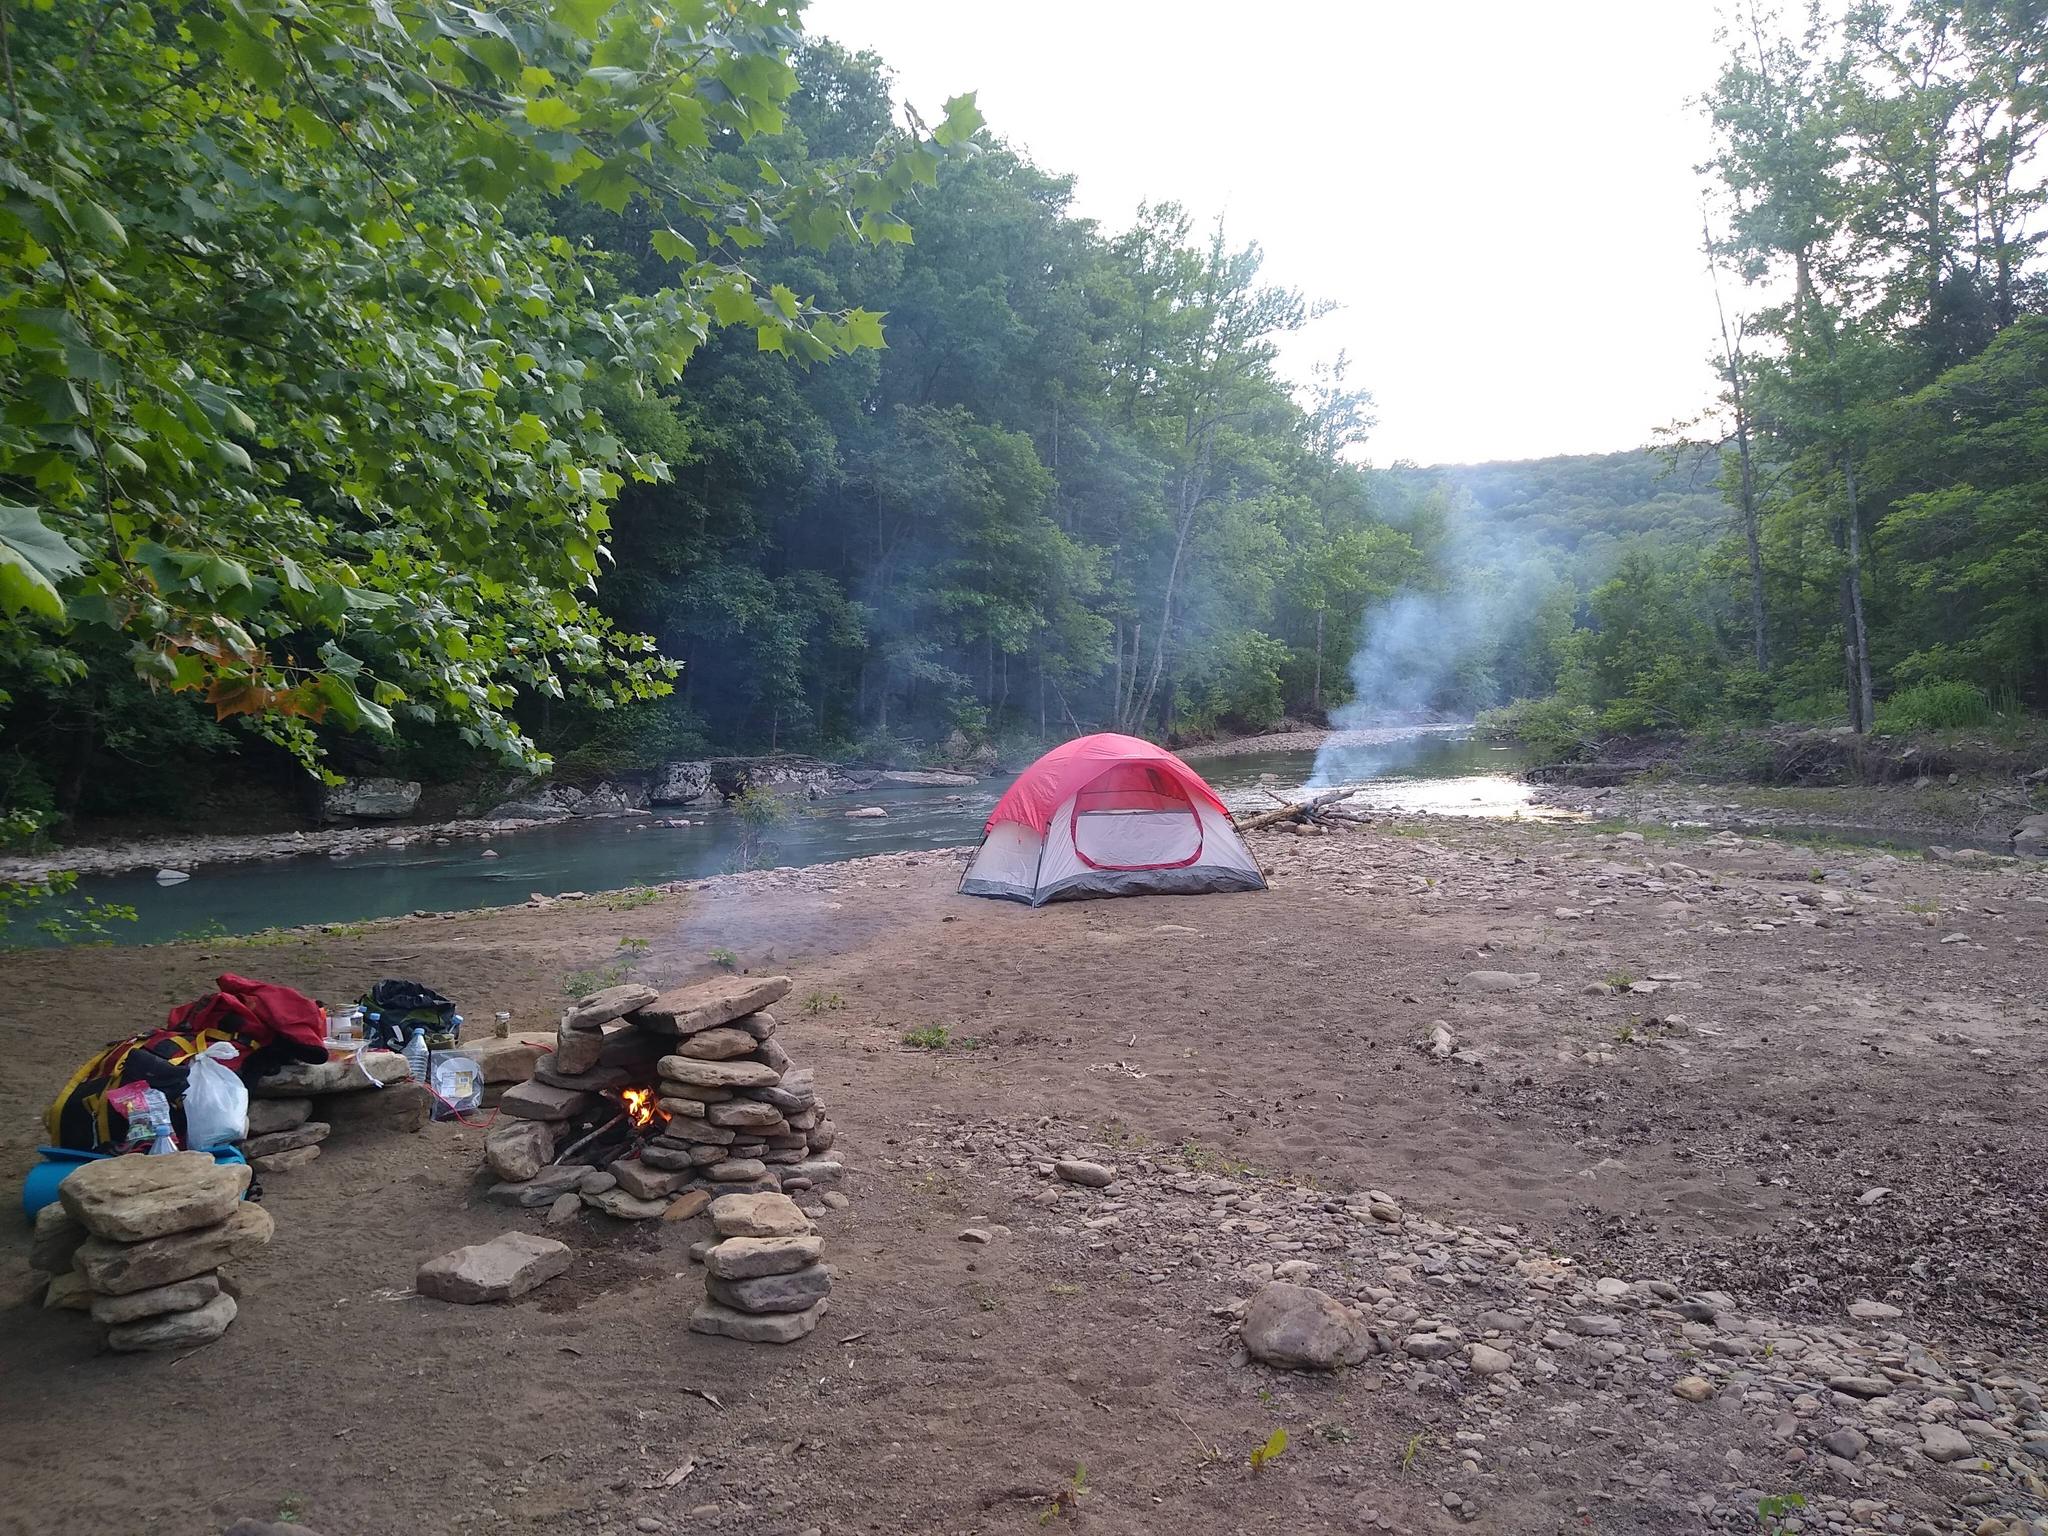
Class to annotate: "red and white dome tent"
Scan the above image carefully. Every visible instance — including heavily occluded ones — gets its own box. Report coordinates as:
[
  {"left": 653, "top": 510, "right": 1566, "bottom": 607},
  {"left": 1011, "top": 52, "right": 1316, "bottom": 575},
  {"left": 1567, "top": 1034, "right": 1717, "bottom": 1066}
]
[{"left": 958, "top": 732, "right": 1268, "bottom": 906}]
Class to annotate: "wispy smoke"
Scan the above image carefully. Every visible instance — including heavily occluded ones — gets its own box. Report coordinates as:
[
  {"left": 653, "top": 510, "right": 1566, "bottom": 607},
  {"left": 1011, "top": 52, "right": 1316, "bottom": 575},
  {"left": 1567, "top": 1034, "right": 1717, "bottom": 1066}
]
[{"left": 1307, "top": 482, "right": 1563, "bottom": 786}]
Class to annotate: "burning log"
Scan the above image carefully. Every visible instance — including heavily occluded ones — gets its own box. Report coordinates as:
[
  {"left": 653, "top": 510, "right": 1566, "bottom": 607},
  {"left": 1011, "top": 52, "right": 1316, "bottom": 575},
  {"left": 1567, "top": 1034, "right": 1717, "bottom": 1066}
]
[{"left": 1238, "top": 785, "right": 1367, "bottom": 833}]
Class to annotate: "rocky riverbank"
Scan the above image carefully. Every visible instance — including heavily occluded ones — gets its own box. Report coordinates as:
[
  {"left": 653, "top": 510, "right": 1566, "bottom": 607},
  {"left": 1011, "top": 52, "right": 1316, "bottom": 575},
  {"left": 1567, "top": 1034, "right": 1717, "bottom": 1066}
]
[{"left": 3, "top": 812, "right": 2044, "bottom": 1533}]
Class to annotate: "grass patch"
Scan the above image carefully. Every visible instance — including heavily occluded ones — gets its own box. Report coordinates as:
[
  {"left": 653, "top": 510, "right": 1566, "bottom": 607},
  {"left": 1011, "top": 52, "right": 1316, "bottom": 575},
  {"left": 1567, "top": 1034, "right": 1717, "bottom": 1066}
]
[
  {"left": 594, "top": 885, "right": 665, "bottom": 911},
  {"left": 903, "top": 1024, "right": 980, "bottom": 1051},
  {"left": 802, "top": 989, "right": 846, "bottom": 1015},
  {"left": 564, "top": 936, "right": 649, "bottom": 997}
]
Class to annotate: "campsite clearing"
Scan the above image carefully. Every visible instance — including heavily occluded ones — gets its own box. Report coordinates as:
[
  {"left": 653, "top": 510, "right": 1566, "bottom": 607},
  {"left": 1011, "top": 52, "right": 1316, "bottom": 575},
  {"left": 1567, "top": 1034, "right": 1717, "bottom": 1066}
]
[{"left": 2, "top": 816, "right": 2045, "bottom": 1535}]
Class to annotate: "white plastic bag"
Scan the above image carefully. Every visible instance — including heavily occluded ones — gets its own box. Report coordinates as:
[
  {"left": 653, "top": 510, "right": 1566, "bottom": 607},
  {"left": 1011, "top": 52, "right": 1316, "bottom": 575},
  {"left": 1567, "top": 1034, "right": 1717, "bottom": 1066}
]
[{"left": 183, "top": 1040, "right": 249, "bottom": 1150}]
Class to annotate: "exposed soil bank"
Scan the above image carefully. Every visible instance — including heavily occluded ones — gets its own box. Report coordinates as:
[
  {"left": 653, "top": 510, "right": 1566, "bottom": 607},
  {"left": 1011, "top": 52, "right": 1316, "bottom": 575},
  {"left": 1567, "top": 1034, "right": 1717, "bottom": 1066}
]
[
  {"left": 2, "top": 818, "right": 2044, "bottom": 1535},
  {"left": 1521, "top": 725, "right": 2048, "bottom": 851}
]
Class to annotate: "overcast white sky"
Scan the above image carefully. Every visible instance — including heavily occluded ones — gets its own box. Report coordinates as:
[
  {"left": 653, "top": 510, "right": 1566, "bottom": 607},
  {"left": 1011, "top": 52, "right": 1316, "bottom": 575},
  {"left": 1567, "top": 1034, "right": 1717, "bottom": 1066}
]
[{"left": 804, "top": 0, "right": 1729, "bottom": 467}]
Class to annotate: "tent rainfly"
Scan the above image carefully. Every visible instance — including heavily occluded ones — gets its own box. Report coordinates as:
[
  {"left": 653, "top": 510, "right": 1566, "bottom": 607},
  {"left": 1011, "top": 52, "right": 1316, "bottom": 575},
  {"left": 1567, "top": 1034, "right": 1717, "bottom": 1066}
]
[{"left": 958, "top": 732, "right": 1268, "bottom": 906}]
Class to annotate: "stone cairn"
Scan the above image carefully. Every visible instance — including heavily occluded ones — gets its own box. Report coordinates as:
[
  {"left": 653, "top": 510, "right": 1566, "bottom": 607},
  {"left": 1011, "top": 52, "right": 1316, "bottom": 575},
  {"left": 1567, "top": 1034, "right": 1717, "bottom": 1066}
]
[
  {"left": 35, "top": 1151, "right": 274, "bottom": 1351},
  {"left": 691, "top": 1191, "right": 831, "bottom": 1343},
  {"left": 481, "top": 974, "right": 843, "bottom": 1220}
]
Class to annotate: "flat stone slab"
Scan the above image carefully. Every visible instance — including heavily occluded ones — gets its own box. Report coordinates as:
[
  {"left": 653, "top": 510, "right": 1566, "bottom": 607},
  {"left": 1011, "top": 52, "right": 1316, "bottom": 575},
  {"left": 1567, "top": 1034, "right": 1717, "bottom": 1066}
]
[
  {"left": 532, "top": 1060, "right": 636, "bottom": 1092},
  {"left": 756, "top": 1068, "right": 815, "bottom": 1113},
  {"left": 246, "top": 1098, "right": 313, "bottom": 1137},
  {"left": 705, "top": 1234, "right": 825, "bottom": 1281},
  {"left": 688, "top": 1296, "right": 825, "bottom": 1343},
  {"left": 243, "top": 1122, "right": 330, "bottom": 1159},
  {"left": 91, "top": 1272, "right": 222, "bottom": 1326},
  {"left": 637, "top": 975, "right": 791, "bottom": 1036},
  {"left": 61, "top": 1153, "right": 251, "bottom": 1242},
  {"left": 251, "top": 1145, "right": 321, "bottom": 1173},
  {"left": 706, "top": 1099, "right": 786, "bottom": 1130},
  {"left": 657, "top": 1057, "right": 780, "bottom": 1090},
  {"left": 499, "top": 1081, "right": 598, "bottom": 1122},
  {"left": 786, "top": 1159, "right": 843, "bottom": 1189},
  {"left": 106, "top": 1291, "right": 238, "bottom": 1352},
  {"left": 76, "top": 1203, "right": 274, "bottom": 1295},
  {"left": 669, "top": 1026, "right": 760, "bottom": 1061},
  {"left": 488, "top": 1163, "right": 587, "bottom": 1206},
  {"left": 563, "top": 984, "right": 659, "bottom": 1031},
  {"left": 581, "top": 1187, "right": 670, "bottom": 1220},
  {"left": 417, "top": 1231, "right": 571, "bottom": 1303},
  {"left": 709, "top": 1192, "right": 812, "bottom": 1238},
  {"left": 611, "top": 1159, "right": 692, "bottom": 1201},
  {"left": 250, "top": 1050, "right": 409, "bottom": 1097},
  {"left": 655, "top": 1096, "right": 707, "bottom": 1120},
  {"left": 707, "top": 1263, "right": 832, "bottom": 1314}
]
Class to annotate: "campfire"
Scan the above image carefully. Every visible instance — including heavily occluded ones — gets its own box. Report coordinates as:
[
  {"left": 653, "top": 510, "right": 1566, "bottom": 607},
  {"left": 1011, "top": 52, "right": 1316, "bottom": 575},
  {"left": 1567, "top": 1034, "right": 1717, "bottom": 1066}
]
[
  {"left": 484, "top": 975, "right": 843, "bottom": 1223},
  {"left": 550, "top": 1084, "right": 667, "bottom": 1167}
]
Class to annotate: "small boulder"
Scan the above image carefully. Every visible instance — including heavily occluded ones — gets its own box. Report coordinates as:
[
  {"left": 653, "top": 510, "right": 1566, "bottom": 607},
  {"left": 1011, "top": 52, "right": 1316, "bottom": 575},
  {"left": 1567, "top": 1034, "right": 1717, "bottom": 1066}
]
[
  {"left": 1053, "top": 1159, "right": 1114, "bottom": 1188},
  {"left": 1919, "top": 1423, "right": 1974, "bottom": 1463},
  {"left": 1673, "top": 1375, "right": 1715, "bottom": 1402},
  {"left": 485, "top": 1120, "right": 558, "bottom": 1183},
  {"left": 416, "top": 1231, "right": 571, "bottom": 1303},
  {"left": 1466, "top": 1342, "right": 1514, "bottom": 1376},
  {"left": 1240, "top": 1281, "right": 1372, "bottom": 1370}
]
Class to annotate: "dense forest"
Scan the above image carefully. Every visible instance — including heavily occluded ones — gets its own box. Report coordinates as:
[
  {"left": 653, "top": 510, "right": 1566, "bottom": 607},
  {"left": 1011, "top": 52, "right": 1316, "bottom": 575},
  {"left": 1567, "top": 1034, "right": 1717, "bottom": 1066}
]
[
  {"left": 1, "top": 0, "right": 2044, "bottom": 845},
  {"left": 1503, "top": 0, "right": 2048, "bottom": 748}
]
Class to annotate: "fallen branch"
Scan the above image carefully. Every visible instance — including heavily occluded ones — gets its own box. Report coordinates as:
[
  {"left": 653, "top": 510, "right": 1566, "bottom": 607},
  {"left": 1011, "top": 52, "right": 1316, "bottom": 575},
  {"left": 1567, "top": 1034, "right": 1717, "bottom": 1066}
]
[{"left": 1238, "top": 785, "right": 1364, "bottom": 832}]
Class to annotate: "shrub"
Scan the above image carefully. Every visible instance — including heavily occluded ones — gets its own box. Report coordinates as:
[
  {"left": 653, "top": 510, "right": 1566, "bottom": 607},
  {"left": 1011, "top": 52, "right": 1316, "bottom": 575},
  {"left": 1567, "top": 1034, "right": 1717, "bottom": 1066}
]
[
  {"left": 1474, "top": 696, "right": 1600, "bottom": 761},
  {"left": 1875, "top": 681, "right": 1993, "bottom": 734}
]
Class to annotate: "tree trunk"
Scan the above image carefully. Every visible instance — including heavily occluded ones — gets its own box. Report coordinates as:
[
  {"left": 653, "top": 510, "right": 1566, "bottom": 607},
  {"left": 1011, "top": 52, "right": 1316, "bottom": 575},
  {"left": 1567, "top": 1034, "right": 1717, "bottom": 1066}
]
[
  {"left": 1312, "top": 608, "right": 1325, "bottom": 712},
  {"left": 1843, "top": 455, "right": 1875, "bottom": 730},
  {"left": 1736, "top": 411, "right": 1767, "bottom": 672}
]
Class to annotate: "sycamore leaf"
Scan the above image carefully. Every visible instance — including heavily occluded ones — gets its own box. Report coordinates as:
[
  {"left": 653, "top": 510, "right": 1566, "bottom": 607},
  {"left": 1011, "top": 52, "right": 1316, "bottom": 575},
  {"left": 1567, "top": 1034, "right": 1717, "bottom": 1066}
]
[
  {"left": 934, "top": 91, "right": 985, "bottom": 148},
  {"left": 0, "top": 502, "right": 84, "bottom": 621},
  {"left": 844, "top": 309, "right": 887, "bottom": 351},
  {"left": 651, "top": 227, "right": 698, "bottom": 264},
  {"left": 524, "top": 96, "right": 582, "bottom": 131}
]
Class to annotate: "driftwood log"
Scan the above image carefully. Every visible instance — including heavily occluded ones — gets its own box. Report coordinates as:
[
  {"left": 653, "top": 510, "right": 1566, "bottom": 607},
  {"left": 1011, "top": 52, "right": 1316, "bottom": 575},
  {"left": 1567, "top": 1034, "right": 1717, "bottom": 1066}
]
[{"left": 1238, "top": 785, "right": 1366, "bottom": 833}]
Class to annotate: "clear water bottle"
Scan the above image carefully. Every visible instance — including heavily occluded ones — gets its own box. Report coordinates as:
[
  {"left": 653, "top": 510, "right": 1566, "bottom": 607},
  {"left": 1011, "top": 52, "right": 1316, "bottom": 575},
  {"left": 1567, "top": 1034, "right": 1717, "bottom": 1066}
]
[
  {"left": 402, "top": 1026, "right": 430, "bottom": 1084},
  {"left": 142, "top": 1087, "right": 179, "bottom": 1154}
]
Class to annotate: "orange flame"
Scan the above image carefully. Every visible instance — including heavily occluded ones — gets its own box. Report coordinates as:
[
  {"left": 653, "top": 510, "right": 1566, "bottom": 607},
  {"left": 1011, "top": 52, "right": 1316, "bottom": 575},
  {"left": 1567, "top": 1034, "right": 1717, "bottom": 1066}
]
[{"left": 621, "top": 1086, "right": 658, "bottom": 1130}]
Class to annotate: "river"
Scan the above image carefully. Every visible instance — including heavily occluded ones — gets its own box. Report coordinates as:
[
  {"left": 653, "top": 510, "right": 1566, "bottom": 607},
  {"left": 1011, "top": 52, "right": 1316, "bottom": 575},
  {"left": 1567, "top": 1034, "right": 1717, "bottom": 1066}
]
[{"left": 40, "top": 730, "right": 1535, "bottom": 945}]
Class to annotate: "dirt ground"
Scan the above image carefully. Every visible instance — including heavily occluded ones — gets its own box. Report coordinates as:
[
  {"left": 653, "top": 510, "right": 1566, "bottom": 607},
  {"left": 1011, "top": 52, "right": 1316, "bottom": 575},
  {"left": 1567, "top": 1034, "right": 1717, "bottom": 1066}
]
[{"left": 2, "top": 817, "right": 2045, "bottom": 1536}]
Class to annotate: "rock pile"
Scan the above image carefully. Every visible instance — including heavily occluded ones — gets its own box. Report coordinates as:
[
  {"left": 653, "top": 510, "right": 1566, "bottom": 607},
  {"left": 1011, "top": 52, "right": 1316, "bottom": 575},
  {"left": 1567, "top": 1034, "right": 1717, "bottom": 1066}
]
[
  {"left": 39, "top": 1152, "right": 273, "bottom": 1351},
  {"left": 690, "top": 1192, "right": 831, "bottom": 1343},
  {"left": 482, "top": 974, "right": 844, "bottom": 1221},
  {"left": 242, "top": 1047, "right": 432, "bottom": 1171}
]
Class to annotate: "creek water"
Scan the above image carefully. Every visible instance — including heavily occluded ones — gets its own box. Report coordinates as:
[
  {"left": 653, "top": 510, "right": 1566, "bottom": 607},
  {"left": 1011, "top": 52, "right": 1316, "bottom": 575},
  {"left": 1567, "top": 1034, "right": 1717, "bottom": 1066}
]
[{"left": 45, "top": 730, "right": 1537, "bottom": 946}]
